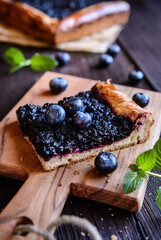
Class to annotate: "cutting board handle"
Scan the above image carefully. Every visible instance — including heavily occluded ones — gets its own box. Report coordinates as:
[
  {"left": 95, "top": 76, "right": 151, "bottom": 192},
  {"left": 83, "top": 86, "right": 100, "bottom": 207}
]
[{"left": 0, "top": 170, "right": 70, "bottom": 239}]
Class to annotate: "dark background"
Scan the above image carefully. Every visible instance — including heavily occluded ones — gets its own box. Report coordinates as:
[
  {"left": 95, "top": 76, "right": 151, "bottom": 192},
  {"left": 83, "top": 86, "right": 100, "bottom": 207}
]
[{"left": 0, "top": 0, "right": 161, "bottom": 239}]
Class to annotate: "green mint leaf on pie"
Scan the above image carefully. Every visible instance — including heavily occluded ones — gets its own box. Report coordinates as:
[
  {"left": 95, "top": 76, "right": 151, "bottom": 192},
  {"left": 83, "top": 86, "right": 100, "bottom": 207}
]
[
  {"left": 156, "top": 186, "right": 161, "bottom": 209},
  {"left": 129, "top": 164, "right": 139, "bottom": 172},
  {"left": 137, "top": 169, "right": 147, "bottom": 178},
  {"left": 4, "top": 47, "right": 25, "bottom": 66},
  {"left": 123, "top": 171, "right": 143, "bottom": 194},
  {"left": 31, "top": 54, "right": 58, "bottom": 72},
  {"left": 153, "top": 138, "right": 161, "bottom": 170},
  {"left": 136, "top": 149, "right": 156, "bottom": 171}
]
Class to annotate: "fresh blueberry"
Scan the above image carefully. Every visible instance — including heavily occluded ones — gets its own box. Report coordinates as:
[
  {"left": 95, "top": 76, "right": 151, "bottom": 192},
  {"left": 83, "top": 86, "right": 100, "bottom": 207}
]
[
  {"left": 99, "top": 54, "right": 113, "bottom": 68},
  {"left": 50, "top": 77, "right": 68, "bottom": 94},
  {"left": 64, "top": 98, "right": 84, "bottom": 116},
  {"left": 68, "top": 0, "right": 77, "bottom": 10},
  {"left": 128, "top": 70, "right": 144, "bottom": 85},
  {"left": 94, "top": 152, "right": 118, "bottom": 174},
  {"left": 107, "top": 43, "right": 120, "bottom": 57},
  {"left": 45, "top": 104, "right": 65, "bottom": 125},
  {"left": 73, "top": 111, "right": 92, "bottom": 129},
  {"left": 132, "top": 93, "right": 149, "bottom": 107},
  {"left": 56, "top": 52, "right": 70, "bottom": 66}
]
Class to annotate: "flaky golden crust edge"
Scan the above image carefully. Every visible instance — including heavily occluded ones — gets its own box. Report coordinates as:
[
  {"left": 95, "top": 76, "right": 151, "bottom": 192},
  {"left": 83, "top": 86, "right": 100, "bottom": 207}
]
[{"left": 92, "top": 80, "right": 154, "bottom": 123}]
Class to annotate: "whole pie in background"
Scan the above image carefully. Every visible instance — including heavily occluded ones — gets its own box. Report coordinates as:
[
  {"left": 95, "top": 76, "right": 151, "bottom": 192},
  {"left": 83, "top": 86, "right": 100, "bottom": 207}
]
[{"left": 0, "top": 0, "right": 130, "bottom": 52}]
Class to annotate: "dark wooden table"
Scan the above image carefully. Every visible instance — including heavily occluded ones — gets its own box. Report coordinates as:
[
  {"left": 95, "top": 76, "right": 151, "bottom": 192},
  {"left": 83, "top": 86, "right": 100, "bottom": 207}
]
[{"left": 1, "top": 0, "right": 161, "bottom": 239}]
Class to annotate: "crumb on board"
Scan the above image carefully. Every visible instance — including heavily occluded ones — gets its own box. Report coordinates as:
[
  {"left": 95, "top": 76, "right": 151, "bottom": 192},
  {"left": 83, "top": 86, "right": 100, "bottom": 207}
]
[
  {"left": 67, "top": 165, "right": 72, "bottom": 169},
  {"left": 111, "top": 214, "right": 114, "bottom": 217},
  {"left": 58, "top": 183, "right": 62, "bottom": 187},
  {"left": 73, "top": 170, "right": 80, "bottom": 175},
  {"left": 106, "top": 180, "right": 109, "bottom": 183},
  {"left": 101, "top": 218, "right": 103, "bottom": 221},
  {"left": 20, "top": 157, "right": 23, "bottom": 162},
  {"left": 81, "top": 232, "right": 85, "bottom": 237},
  {"left": 110, "top": 234, "right": 117, "bottom": 240}
]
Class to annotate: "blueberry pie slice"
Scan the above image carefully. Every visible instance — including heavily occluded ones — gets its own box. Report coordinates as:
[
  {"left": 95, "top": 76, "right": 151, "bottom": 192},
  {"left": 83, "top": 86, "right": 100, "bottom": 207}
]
[{"left": 16, "top": 80, "right": 154, "bottom": 171}]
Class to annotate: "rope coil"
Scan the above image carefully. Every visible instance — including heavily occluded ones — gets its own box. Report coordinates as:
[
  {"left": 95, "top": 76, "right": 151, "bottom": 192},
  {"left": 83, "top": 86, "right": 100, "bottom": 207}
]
[{"left": 13, "top": 215, "right": 102, "bottom": 240}]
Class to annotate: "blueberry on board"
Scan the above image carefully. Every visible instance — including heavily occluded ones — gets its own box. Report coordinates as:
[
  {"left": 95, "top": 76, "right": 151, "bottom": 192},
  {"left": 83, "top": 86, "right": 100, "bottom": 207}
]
[
  {"left": 56, "top": 52, "right": 70, "bottom": 66},
  {"left": 99, "top": 54, "right": 113, "bottom": 68},
  {"left": 128, "top": 70, "right": 144, "bottom": 85},
  {"left": 64, "top": 98, "right": 84, "bottom": 116},
  {"left": 73, "top": 111, "right": 92, "bottom": 129},
  {"left": 50, "top": 77, "right": 68, "bottom": 94},
  {"left": 45, "top": 104, "right": 65, "bottom": 125},
  {"left": 107, "top": 43, "right": 120, "bottom": 57},
  {"left": 132, "top": 93, "right": 149, "bottom": 108},
  {"left": 94, "top": 152, "right": 118, "bottom": 174}
]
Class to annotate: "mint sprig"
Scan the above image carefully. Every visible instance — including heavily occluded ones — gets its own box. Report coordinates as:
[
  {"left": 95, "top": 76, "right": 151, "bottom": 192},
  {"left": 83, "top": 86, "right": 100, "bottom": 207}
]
[
  {"left": 4, "top": 47, "right": 58, "bottom": 74},
  {"left": 123, "top": 138, "right": 161, "bottom": 209}
]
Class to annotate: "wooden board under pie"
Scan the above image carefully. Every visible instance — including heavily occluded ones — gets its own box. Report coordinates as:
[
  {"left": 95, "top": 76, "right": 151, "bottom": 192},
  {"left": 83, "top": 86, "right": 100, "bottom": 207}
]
[{"left": 0, "top": 72, "right": 161, "bottom": 239}]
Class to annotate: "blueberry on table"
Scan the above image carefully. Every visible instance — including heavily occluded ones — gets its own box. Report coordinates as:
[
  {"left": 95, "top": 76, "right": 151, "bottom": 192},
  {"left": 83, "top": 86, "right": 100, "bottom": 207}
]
[
  {"left": 45, "top": 104, "right": 65, "bottom": 125},
  {"left": 132, "top": 93, "right": 149, "bottom": 108},
  {"left": 73, "top": 111, "right": 92, "bottom": 129},
  {"left": 99, "top": 54, "right": 113, "bottom": 68},
  {"left": 94, "top": 152, "right": 118, "bottom": 174},
  {"left": 50, "top": 77, "right": 68, "bottom": 94},
  {"left": 56, "top": 52, "right": 70, "bottom": 66},
  {"left": 107, "top": 43, "right": 120, "bottom": 57},
  {"left": 64, "top": 97, "right": 84, "bottom": 116},
  {"left": 128, "top": 70, "right": 144, "bottom": 85}
]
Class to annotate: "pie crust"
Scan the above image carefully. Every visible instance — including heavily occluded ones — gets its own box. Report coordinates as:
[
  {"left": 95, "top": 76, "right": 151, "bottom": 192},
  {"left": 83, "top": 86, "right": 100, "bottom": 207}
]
[
  {"left": 0, "top": 0, "right": 130, "bottom": 44},
  {"left": 17, "top": 80, "right": 154, "bottom": 171}
]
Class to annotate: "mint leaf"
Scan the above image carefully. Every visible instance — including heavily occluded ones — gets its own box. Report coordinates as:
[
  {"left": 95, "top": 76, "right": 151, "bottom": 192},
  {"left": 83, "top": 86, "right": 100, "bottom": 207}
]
[
  {"left": 136, "top": 149, "right": 156, "bottom": 171},
  {"left": 130, "top": 164, "right": 139, "bottom": 172},
  {"left": 123, "top": 171, "right": 143, "bottom": 194},
  {"left": 156, "top": 186, "right": 161, "bottom": 209},
  {"left": 153, "top": 138, "right": 161, "bottom": 170},
  {"left": 31, "top": 54, "right": 58, "bottom": 72},
  {"left": 9, "top": 65, "right": 24, "bottom": 75},
  {"left": 137, "top": 169, "right": 147, "bottom": 178},
  {"left": 4, "top": 47, "right": 25, "bottom": 65}
]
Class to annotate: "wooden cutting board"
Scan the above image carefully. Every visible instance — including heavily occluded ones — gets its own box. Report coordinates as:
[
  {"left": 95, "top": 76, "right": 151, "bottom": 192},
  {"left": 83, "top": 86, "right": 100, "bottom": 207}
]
[{"left": 0, "top": 72, "right": 161, "bottom": 239}]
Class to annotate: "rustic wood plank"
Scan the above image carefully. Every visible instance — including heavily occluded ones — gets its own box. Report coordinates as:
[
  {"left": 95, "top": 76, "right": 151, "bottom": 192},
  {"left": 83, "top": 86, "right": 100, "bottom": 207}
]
[
  {"left": 0, "top": 72, "right": 161, "bottom": 240},
  {"left": 118, "top": 0, "right": 161, "bottom": 92}
]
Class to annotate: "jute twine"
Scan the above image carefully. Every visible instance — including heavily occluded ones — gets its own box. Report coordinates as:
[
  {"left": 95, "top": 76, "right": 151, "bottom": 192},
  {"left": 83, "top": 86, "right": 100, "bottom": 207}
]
[{"left": 13, "top": 215, "right": 103, "bottom": 240}]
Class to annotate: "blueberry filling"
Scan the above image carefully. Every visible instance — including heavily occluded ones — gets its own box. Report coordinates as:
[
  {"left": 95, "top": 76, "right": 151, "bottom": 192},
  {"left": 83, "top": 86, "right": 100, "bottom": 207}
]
[
  {"left": 16, "top": 0, "right": 107, "bottom": 19},
  {"left": 16, "top": 91, "right": 135, "bottom": 161}
]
